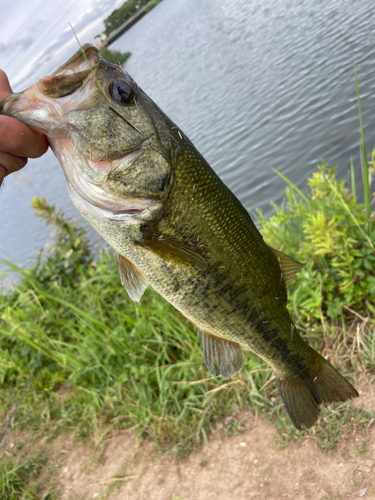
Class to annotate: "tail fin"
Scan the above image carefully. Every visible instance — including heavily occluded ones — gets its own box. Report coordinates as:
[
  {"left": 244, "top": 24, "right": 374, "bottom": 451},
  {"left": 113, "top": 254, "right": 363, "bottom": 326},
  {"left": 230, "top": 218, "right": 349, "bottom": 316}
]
[{"left": 275, "top": 356, "right": 359, "bottom": 430}]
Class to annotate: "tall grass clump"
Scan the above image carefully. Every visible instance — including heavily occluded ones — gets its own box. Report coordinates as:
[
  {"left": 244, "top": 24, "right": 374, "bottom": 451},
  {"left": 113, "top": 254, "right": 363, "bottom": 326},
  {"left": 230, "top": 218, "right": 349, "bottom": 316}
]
[
  {"left": 0, "top": 200, "right": 271, "bottom": 456},
  {"left": 355, "top": 66, "right": 371, "bottom": 235}
]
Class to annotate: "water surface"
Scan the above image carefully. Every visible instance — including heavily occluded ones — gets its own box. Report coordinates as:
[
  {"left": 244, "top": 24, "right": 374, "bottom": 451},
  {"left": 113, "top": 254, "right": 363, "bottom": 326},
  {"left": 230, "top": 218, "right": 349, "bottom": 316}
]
[{"left": 1, "top": 0, "right": 375, "bottom": 269}]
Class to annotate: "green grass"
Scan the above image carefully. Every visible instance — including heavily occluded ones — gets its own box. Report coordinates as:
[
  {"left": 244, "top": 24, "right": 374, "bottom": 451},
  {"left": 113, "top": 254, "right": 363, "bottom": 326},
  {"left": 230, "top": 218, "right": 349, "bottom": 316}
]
[
  {"left": 0, "top": 453, "right": 52, "bottom": 499},
  {"left": 0, "top": 204, "right": 273, "bottom": 455},
  {"left": 354, "top": 65, "right": 371, "bottom": 235},
  {"left": 272, "top": 402, "right": 375, "bottom": 452}
]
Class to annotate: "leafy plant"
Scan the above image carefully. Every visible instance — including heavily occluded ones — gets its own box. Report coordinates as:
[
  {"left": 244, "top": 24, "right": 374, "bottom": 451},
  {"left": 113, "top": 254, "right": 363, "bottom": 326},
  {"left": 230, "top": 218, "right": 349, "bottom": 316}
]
[
  {"left": 30, "top": 197, "right": 93, "bottom": 288},
  {"left": 98, "top": 47, "right": 131, "bottom": 66},
  {"left": 256, "top": 163, "right": 375, "bottom": 331}
]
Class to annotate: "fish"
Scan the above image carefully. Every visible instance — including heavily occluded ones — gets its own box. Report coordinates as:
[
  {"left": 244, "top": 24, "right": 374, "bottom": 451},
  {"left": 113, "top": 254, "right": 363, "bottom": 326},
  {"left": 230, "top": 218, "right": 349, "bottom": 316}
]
[{"left": 0, "top": 44, "right": 358, "bottom": 429}]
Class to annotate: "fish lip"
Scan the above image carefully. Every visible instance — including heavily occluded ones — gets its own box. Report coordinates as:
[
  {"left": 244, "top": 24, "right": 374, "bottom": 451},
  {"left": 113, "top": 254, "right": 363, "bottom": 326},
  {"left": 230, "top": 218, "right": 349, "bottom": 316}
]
[
  {"left": 0, "top": 92, "right": 24, "bottom": 114},
  {"left": 112, "top": 208, "right": 144, "bottom": 216},
  {"left": 52, "top": 44, "right": 99, "bottom": 77}
]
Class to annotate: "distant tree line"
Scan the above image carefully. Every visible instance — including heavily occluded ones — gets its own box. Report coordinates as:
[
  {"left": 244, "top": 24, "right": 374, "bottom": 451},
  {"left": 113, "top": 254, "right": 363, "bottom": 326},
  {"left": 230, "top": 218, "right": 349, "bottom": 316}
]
[{"left": 104, "top": 0, "right": 157, "bottom": 36}]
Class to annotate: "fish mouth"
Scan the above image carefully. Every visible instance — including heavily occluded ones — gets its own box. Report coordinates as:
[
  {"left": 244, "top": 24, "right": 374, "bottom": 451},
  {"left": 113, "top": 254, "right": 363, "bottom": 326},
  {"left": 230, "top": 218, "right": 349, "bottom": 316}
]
[
  {"left": 0, "top": 92, "right": 24, "bottom": 113},
  {"left": 51, "top": 44, "right": 99, "bottom": 77},
  {"left": 67, "top": 178, "right": 162, "bottom": 223},
  {"left": 50, "top": 139, "right": 159, "bottom": 221},
  {"left": 0, "top": 44, "right": 101, "bottom": 139}
]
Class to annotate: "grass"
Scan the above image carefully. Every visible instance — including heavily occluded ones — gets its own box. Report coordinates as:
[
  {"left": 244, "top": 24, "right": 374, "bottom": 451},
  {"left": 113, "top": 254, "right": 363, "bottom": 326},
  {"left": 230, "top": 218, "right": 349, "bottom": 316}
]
[
  {"left": 273, "top": 401, "right": 375, "bottom": 452},
  {"left": 0, "top": 205, "right": 273, "bottom": 455},
  {"left": 354, "top": 66, "right": 371, "bottom": 235},
  {"left": 0, "top": 453, "right": 54, "bottom": 499}
]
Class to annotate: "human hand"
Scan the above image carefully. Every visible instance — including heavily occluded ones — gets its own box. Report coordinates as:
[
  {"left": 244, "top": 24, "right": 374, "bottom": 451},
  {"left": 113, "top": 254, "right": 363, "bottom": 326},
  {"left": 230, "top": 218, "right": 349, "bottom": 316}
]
[{"left": 0, "top": 70, "right": 48, "bottom": 186}]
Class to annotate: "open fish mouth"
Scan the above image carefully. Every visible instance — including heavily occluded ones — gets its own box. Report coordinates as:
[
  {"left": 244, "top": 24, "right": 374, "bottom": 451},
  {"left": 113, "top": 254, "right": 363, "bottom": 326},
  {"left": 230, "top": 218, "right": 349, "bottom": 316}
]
[
  {"left": 50, "top": 139, "right": 161, "bottom": 221},
  {"left": 66, "top": 169, "right": 163, "bottom": 222},
  {"left": 0, "top": 43, "right": 165, "bottom": 224},
  {"left": 67, "top": 179, "right": 162, "bottom": 221}
]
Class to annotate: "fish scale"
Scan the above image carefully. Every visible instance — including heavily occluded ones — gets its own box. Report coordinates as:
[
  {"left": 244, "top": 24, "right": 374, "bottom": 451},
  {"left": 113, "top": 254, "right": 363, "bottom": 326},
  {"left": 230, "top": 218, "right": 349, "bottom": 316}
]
[{"left": 0, "top": 43, "right": 358, "bottom": 430}]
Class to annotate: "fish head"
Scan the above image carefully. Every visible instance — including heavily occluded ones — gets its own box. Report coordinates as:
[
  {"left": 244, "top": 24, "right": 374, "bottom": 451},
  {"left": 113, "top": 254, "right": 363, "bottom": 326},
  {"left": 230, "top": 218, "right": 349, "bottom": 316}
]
[{"left": 0, "top": 44, "right": 174, "bottom": 222}]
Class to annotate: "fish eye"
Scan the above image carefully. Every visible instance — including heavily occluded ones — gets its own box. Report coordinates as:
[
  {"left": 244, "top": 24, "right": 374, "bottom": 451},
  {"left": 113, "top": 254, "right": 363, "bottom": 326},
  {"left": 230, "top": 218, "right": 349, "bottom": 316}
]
[{"left": 109, "top": 80, "right": 133, "bottom": 103}]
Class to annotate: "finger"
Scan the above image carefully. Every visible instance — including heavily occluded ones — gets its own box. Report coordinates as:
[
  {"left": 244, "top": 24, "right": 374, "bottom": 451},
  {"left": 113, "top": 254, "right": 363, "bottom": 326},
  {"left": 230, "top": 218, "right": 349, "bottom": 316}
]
[
  {"left": 0, "top": 164, "right": 5, "bottom": 186},
  {"left": 0, "top": 69, "right": 12, "bottom": 100},
  {"left": 0, "top": 151, "right": 27, "bottom": 178},
  {"left": 0, "top": 151, "right": 27, "bottom": 186},
  {"left": 0, "top": 115, "right": 48, "bottom": 158}
]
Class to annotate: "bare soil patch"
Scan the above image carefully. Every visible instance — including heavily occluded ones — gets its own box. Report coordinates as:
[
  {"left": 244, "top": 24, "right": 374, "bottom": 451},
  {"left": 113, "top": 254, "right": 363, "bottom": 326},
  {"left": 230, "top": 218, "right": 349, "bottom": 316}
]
[{"left": 2, "top": 383, "right": 375, "bottom": 500}]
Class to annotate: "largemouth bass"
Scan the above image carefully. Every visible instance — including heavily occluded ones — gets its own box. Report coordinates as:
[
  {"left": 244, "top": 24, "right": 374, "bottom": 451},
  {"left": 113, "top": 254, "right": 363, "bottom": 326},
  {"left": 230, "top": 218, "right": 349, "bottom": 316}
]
[{"left": 0, "top": 44, "right": 358, "bottom": 429}]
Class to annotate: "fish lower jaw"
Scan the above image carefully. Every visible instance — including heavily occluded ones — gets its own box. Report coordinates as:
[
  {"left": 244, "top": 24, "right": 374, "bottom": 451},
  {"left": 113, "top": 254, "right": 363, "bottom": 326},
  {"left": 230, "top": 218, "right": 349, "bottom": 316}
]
[
  {"left": 50, "top": 138, "right": 161, "bottom": 221},
  {"left": 67, "top": 181, "right": 163, "bottom": 222}
]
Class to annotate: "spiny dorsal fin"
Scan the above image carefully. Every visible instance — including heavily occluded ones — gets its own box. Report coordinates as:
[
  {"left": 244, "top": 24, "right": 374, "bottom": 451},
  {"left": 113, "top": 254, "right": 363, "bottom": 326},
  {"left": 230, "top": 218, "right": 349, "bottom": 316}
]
[
  {"left": 141, "top": 230, "right": 207, "bottom": 270},
  {"left": 198, "top": 329, "right": 244, "bottom": 380},
  {"left": 115, "top": 253, "right": 149, "bottom": 302},
  {"left": 270, "top": 247, "right": 305, "bottom": 286}
]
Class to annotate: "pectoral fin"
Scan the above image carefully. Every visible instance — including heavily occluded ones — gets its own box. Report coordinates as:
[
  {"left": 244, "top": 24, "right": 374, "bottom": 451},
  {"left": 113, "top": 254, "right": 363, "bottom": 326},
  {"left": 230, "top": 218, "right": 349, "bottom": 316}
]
[
  {"left": 199, "top": 330, "right": 244, "bottom": 380},
  {"left": 140, "top": 230, "right": 207, "bottom": 270},
  {"left": 115, "top": 253, "right": 149, "bottom": 302},
  {"left": 270, "top": 247, "right": 305, "bottom": 286}
]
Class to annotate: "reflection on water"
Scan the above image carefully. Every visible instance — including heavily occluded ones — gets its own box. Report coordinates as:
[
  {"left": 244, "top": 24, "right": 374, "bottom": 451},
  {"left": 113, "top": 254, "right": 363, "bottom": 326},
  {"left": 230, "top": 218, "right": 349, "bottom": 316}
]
[{"left": 1, "top": 0, "right": 375, "bottom": 268}]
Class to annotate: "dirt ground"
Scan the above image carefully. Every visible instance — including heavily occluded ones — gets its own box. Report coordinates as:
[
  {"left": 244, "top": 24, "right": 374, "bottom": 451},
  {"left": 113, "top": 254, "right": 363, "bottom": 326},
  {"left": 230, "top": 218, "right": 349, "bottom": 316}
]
[{"left": 4, "top": 383, "right": 375, "bottom": 499}]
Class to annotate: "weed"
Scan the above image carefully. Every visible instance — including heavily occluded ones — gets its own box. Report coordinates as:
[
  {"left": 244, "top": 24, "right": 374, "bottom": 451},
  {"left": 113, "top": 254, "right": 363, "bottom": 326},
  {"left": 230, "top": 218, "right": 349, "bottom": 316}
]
[
  {"left": 272, "top": 400, "right": 375, "bottom": 452},
  {"left": 358, "top": 440, "right": 367, "bottom": 454},
  {"left": 0, "top": 453, "right": 47, "bottom": 499},
  {"left": 257, "top": 164, "right": 375, "bottom": 331},
  {"left": 0, "top": 202, "right": 272, "bottom": 458}
]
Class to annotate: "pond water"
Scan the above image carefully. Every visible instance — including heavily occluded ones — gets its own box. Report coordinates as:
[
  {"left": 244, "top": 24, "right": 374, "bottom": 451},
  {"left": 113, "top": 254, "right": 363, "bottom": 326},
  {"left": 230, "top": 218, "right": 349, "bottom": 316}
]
[{"left": 1, "top": 0, "right": 375, "bottom": 269}]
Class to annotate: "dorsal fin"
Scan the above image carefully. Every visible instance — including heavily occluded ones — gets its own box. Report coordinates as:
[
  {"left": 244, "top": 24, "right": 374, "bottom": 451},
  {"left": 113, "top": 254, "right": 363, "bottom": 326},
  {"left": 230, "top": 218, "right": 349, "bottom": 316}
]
[
  {"left": 115, "top": 253, "right": 149, "bottom": 302},
  {"left": 140, "top": 230, "right": 207, "bottom": 270},
  {"left": 198, "top": 330, "right": 244, "bottom": 380},
  {"left": 270, "top": 247, "right": 305, "bottom": 286}
]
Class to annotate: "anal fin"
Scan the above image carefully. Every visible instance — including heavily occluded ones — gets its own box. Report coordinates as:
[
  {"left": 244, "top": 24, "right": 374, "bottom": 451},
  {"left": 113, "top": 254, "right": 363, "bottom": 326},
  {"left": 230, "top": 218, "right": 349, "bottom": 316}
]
[
  {"left": 199, "top": 330, "right": 244, "bottom": 380},
  {"left": 115, "top": 253, "right": 149, "bottom": 302}
]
